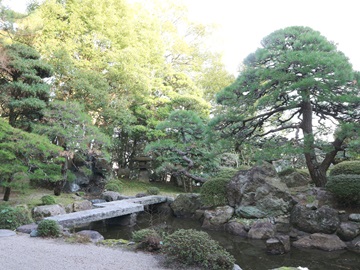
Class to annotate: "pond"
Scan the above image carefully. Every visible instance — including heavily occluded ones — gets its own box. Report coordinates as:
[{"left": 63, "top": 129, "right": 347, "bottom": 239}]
[{"left": 78, "top": 211, "right": 360, "bottom": 270}]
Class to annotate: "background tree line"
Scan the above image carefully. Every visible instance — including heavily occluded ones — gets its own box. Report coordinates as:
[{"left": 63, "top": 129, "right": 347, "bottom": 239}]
[{"left": 0, "top": 0, "right": 359, "bottom": 200}]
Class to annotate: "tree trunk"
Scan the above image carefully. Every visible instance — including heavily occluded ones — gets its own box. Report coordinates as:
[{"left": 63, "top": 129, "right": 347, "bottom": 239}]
[
  {"left": 301, "top": 98, "right": 325, "bottom": 187},
  {"left": 3, "top": 178, "right": 12, "bottom": 201},
  {"left": 301, "top": 97, "right": 345, "bottom": 187}
]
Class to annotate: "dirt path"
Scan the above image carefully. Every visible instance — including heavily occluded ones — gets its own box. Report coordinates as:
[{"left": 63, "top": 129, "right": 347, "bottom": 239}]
[{"left": 0, "top": 233, "right": 170, "bottom": 270}]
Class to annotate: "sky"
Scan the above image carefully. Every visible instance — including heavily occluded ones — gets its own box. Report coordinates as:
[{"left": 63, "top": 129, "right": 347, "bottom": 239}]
[{"left": 4, "top": 0, "right": 360, "bottom": 75}]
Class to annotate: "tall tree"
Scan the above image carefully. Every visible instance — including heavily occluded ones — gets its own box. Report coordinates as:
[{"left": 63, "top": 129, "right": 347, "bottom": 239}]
[
  {"left": 33, "top": 100, "right": 110, "bottom": 194},
  {"left": 212, "top": 26, "right": 360, "bottom": 187},
  {"left": 146, "top": 110, "right": 218, "bottom": 191},
  {"left": 0, "top": 42, "right": 52, "bottom": 131}
]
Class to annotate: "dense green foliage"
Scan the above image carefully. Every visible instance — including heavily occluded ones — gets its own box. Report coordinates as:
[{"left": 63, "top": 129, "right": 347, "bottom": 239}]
[
  {"left": 146, "top": 110, "right": 219, "bottom": 191},
  {"left": 212, "top": 26, "right": 360, "bottom": 187},
  {"left": 0, "top": 119, "right": 63, "bottom": 200},
  {"left": 41, "top": 195, "right": 56, "bottom": 205},
  {"left": 326, "top": 175, "right": 360, "bottom": 204},
  {"left": 0, "top": 43, "right": 52, "bottom": 130},
  {"left": 163, "top": 229, "right": 235, "bottom": 270},
  {"left": 329, "top": 161, "right": 360, "bottom": 176},
  {"left": 0, "top": 205, "right": 33, "bottom": 230},
  {"left": 37, "top": 219, "right": 61, "bottom": 237},
  {"left": 200, "top": 168, "right": 237, "bottom": 207}
]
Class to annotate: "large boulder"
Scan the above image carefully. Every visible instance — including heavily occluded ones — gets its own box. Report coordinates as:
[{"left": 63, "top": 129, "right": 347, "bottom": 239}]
[
  {"left": 170, "top": 193, "right": 203, "bottom": 218},
  {"left": 248, "top": 221, "right": 276, "bottom": 240},
  {"left": 227, "top": 163, "right": 295, "bottom": 218},
  {"left": 280, "top": 171, "right": 311, "bottom": 188},
  {"left": 292, "top": 233, "right": 346, "bottom": 251},
  {"left": 225, "top": 220, "right": 248, "bottom": 237},
  {"left": 101, "top": 191, "right": 122, "bottom": 202},
  {"left": 202, "top": 206, "right": 234, "bottom": 230},
  {"left": 337, "top": 222, "right": 360, "bottom": 241},
  {"left": 32, "top": 204, "right": 66, "bottom": 221},
  {"left": 76, "top": 230, "right": 104, "bottom": 243},
  {"left": 73, "top": 200, "right": 93, "bottom": 212},
  {"left": 290, "top": 205, "right": 340, "bottom": 234},
  {"left": 266, "top": 235, "right": 291, "bottom": 255}
]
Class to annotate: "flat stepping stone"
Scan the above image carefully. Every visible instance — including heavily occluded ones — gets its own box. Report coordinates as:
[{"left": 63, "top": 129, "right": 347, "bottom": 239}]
[{"left": 0, "top": 229, "right": 16, "bottom": 237}]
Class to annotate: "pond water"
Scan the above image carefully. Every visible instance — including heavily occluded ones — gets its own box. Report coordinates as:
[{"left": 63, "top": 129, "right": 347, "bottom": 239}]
[{"left": 78, "top": 212, "right": 360, "bottom": 270}]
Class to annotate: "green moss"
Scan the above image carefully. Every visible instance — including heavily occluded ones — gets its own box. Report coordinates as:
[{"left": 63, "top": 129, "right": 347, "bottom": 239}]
[{"left": 200, "top": 168, "right": 237, "bottom": 207}]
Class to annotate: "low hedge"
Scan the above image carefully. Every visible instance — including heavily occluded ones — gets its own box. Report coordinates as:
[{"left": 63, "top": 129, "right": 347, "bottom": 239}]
[
  {"left": 329, "top": 161, "right": 360, "bottom": 176},
  {"left": 326, "top": 174, "right": 360, "bottom": 204}
]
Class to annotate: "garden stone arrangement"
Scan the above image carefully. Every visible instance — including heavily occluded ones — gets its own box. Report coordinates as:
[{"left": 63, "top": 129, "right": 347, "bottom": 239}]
[{"left": 170, "top": 163, "right": 360, "bottom": 255}]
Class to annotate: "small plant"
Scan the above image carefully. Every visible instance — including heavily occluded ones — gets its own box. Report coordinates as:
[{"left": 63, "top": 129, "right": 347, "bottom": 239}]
[
  {"left": 41, "top": 195, "right": 56, "bottom": 205},
  {"left": 163, "top": 229, "right": 235, "bottom": 270},
  {"left": 147, "top": 187, "right": 160, "bottom": 195},
  {"left": 37, "top": 219, "right": 61, "bottom": 237},
  {"left": 200, "top": 168, "right": 237, "bottom": 207},
  {"left": 326, "top": 174, "right": 360, "bottom": 205},
  {"left": 132, "top": 228, "right": 162, "bottom": 251},
  {"left": 0, "top": 205, "right": 33, "bottom": 230},
  {"left": 329, "top": 161, "right": 360, "bottom": 176},
  {"left": 105, "top": 179, "right": 123, "bottom": 193}
]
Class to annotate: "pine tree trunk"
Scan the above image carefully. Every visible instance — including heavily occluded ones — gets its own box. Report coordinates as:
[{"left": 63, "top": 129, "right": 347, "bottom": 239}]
[{"left": 3, "top": 178, "right": 12, "bottom": 201}]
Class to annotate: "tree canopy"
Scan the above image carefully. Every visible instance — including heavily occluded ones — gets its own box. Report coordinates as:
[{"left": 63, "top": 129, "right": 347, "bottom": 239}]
[{"left": 212, "top": 26, "right": 360, "bottom": 187}]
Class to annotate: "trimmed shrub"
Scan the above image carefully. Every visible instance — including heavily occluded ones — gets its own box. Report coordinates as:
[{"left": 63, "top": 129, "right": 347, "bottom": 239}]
[
  {"left": 326, "top": 174, "right": 360, "bottom": 204},
  {"left": 132, "top": 229, "right": 162, "bottom": 251},
  {"left": 147, "top": 187, "right": 160, "bottom": 195},
  {"left": 200, "top": 168, "right": 237, "bottom": 207},
  {"left": 37, "top": 219, "right": 61, "bottom": 237},
  {"left": 329, "top": 161, "right": 360, "bottom": 176},
  {"left": 163, "top": 229, "right": 235, "bottom": 270},
  {"left": 0, "top": 205, "right": 33, "bottom": 230},
  {"left": 41, "top": 195, "right": 56, "bottom": 205},
  {"left": 105, "top": 179, "right": 122, "bottom": 193}
]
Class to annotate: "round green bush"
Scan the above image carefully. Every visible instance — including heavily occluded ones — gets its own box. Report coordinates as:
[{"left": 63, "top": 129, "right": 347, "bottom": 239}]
[
  {"left": 105, "top": 179, "right": 122, "bottom": 193},
  {"left": 0, "top": 206, "right": 33, "bottom": 230},
  {"left": 200, "top": 168, "right": 237, "bottom": 207},
  {"left": 37, "top": 219, "right": 61, "bottom": 237},
  {"left": 147, "top": 187, "right": 160, "bottom": 195},
  {"left": 326, "top": 174, "right": 360, "bottom": 204},
  {"left": 329, "top": 161, "right": 360, "bottom": 176},
  {"left": 41, "top": 195, "right": 56, "bottom": 205},
  {"left": 163, "top": 229, "right": 235, "bottom": 270}
]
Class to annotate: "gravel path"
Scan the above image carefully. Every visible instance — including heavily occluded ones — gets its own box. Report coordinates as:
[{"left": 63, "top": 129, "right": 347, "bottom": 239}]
[{"left": 0, "top": 232, "right": 171, "bottom": 270}]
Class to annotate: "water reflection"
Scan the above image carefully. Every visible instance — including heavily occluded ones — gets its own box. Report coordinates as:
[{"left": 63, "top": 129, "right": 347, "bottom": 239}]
[{"left": 78, "top": 212, "right": 360, "bottom": 270}]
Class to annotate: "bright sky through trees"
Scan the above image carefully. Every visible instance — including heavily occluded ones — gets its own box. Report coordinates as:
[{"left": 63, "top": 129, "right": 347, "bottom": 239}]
[{"left": 4, "top": 0, "right": 360, "bottom": 75}]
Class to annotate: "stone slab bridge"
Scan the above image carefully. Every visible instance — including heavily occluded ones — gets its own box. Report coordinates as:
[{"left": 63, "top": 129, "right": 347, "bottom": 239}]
[{"left": 46, "top": 195, "right": 168, "bottom": 228}]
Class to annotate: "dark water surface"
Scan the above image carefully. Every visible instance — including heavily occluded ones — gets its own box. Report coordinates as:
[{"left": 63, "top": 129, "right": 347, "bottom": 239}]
[{"left": 79, "top": 212, "right": 360, "bottom": 270}]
